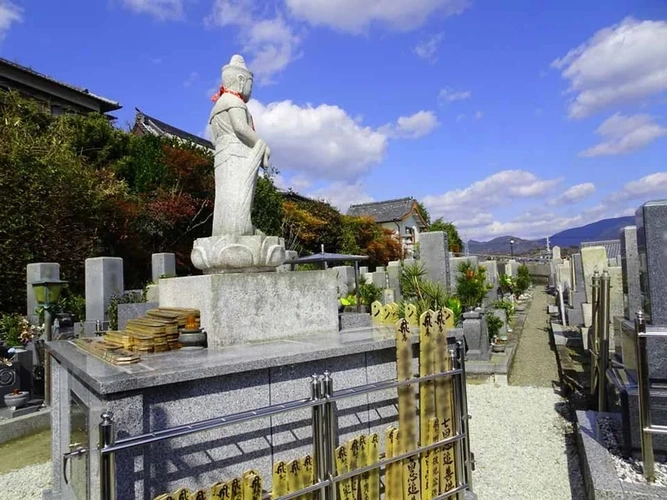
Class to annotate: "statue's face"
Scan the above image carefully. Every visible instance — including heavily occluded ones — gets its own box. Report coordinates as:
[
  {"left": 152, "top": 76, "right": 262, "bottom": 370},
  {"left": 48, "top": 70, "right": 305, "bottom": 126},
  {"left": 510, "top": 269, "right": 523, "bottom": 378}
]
[{"left": 239, "top": 74, "right": 253, "bottom": 101}]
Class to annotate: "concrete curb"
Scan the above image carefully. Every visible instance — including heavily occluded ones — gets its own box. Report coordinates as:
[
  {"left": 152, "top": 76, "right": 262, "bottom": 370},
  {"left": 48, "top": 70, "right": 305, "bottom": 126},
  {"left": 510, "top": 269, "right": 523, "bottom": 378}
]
[{"left": 0, "top": 407, "right": 51, "bottom": 444}]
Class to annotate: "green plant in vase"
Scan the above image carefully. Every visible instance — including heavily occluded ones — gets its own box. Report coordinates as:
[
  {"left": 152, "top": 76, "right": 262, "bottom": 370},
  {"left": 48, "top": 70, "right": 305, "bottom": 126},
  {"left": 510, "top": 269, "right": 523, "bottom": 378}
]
[{"left": 486, "top": 312, "right": 504, "bottom": 343}]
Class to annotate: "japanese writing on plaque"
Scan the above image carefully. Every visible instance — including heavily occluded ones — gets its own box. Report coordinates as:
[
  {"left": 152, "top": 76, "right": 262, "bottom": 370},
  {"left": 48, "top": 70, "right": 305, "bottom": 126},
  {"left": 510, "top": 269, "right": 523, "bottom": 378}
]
[
  {"left": 442, "top": 417, "right": 455, "bottom": 493},
  {"left": 406, "top": 457, "right": 421, "bottom": 500}
]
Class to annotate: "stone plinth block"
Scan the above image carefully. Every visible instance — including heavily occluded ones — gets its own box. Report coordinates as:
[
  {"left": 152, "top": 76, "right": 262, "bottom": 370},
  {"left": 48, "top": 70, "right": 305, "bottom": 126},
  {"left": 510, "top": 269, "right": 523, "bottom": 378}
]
[
  {"left": 85, "top": 257, "right": 124, "bottom": 326},
  {"left": 191, "top": 233, "right": 286, "bottom": 274},
  {"left": 151, "top": 252, "right": 176, "bottom": 282},
  {"left": 117, "top": 302, "right": 159, "bottom": 331},
  {"left": 159, "top": 270, "right": 339, "bottom": 346},
  {"left": 26, "top": 262, "right": 60, "bottom": 321},
  {"left": 580, "top": 247, "right": 608, "bottom": 303},
  {"left": 419, "top": 231, "right": 450, "bottom": 291}
]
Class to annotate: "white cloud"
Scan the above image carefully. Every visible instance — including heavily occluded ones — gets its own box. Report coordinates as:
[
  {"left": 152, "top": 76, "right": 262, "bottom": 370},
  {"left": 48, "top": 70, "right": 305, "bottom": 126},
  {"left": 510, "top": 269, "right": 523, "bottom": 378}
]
[
  {"left": 183, "top": 71, "right": 199, "bottom": 87},
  {"left": 474, "top": 110, "right": 483, "bottom": 120},
  {"left": 0, "top": 0, "right": 22, "bottom": 39},
  {"left": 379, "top": 110, "right": 439, "bottom": 139},
  {"left": 455, "top": 113, "right": 465, "bottom": 122},
  {"left": 285, "top": 0, "right": 470, "bottom": 33},
  {"left": 456, "top": 170, "right": 667, "bottom": 240},
  {"left": 248, "top": 99, "right": 388, "bottom": 181},
  {"left": 552, "top": 17, "right": 667, "bottom": 119},
  {"left": 547, "top": 183, "right": 596, "bottom": 206},
  {"left": 579, "top": 113, "right": 667, "bottom": 157},
  {"left": 207, "top": 1, "right": 301, "bottom": 83},
  {"left": 610, "top": 172, "right": 667, "bottom": 202},
  {"left": 122, "top": 0, "right": 184, "bottom": 20},
  {"left": 438, "top": 87, "right": 471, "bottom": 102},
  {"left": 414, "top": 33, "right": 443, "bottom": 61},
  {"left": 423, "top": 170, "right": 562, "bottom": 221},
  {"left": 308, "top": 181, "right": 374, "bottom": 211}
]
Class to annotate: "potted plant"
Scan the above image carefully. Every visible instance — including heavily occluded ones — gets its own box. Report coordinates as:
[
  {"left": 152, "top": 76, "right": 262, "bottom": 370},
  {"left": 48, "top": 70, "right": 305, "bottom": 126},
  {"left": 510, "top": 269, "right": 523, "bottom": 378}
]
[
  {"left": 4, "top": 388, "right": 29, "bottom": 410},
  {"left": 486, "top": 312, "right": 505, "bottom": 352}
]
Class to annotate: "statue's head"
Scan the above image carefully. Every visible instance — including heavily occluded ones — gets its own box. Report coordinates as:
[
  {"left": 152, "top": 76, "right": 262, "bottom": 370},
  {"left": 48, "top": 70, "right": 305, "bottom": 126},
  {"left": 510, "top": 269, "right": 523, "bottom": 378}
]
[{"left": 221, "top": 55, "right": 253, "bottom": 102}]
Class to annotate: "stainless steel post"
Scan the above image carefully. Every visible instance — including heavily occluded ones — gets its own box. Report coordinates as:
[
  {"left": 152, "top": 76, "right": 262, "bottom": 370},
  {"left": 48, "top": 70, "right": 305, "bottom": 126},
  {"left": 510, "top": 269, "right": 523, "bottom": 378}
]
[
  {"left": 634, "top": 311, "right": 655, "bottom": 482},
  {"left": 456, "top": 340, "right": 473, "bottom": 491},
  {"left": 311, "top": 374, "right": 325, "bottom": 500},
  {"left": 598, "top": 271, "right": 610, "bottom": 412},
  {"left": 450, "top": 347, "right": 465, "bottom": 500},
  {"left": 322, "top": 371, "right": 336, "bottom": 500},
  {"left": 99, "top": 412, "right": 116, "bottom": 500},
  {"left": 590, "top": 271, "right": 601, "bottom": 394},
  {"left": 44, "top": 307, "right": 52, "bottom": 406}
]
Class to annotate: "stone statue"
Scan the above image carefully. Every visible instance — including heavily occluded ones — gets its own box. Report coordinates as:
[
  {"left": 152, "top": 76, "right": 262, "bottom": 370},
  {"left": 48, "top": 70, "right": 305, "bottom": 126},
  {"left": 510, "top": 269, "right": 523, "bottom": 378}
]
[{"left": 191, "top": 55, "right": 285, "bottom": 274}]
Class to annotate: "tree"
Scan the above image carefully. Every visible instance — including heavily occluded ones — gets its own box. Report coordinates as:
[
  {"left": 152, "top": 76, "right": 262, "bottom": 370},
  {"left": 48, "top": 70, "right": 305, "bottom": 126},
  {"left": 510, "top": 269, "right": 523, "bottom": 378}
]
[
  {"left": 429, "top": 218, "right": 463, "bottom": 254},
  {"left": 415, "top": 200, "right": 431, "bottom": 227},
  {"left": 0, "top": 91, "right": 123, "bottom": 312}
]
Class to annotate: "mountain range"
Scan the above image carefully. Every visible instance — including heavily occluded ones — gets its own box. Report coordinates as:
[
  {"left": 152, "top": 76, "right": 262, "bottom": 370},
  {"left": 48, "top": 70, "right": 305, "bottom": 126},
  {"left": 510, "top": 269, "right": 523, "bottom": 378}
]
[{"left": 466, "top": 216, "right": 635, "bottom": 256}]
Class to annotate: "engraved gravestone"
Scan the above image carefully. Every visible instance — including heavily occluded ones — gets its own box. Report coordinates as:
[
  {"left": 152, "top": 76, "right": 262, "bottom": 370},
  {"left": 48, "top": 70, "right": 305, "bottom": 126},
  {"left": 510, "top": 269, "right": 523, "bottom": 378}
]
[
  {"left": 620, "top": 225, "right": 641, "bottom": 320},
  {"left": 636, "top": 200, "right": 667, "bottom": 379}
]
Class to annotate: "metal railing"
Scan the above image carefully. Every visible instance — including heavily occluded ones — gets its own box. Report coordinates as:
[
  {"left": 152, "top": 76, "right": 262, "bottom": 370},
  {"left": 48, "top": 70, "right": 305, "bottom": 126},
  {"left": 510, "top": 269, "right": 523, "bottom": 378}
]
[
  {"left": 96, "top": 340, "right": 473, "bottom": 500},
  {"left": 588, "top": 270, "right": 611, "bottom": 412},
  {"left": 633, "top": 311, "right": 667, "bottom": 482}
]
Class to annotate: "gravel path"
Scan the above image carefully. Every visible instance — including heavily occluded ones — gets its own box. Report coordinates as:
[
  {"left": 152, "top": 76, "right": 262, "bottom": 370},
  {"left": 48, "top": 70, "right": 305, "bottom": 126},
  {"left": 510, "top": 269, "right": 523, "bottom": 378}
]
[
  {"left": 468, "top": 382, "right": 584, "bottom": 500},
  {"left": 0, "top": 461, "right": 51, "bottom": 499},
  {"left": 468, "top": 286, "right": 584, "bottom": 499},
  {"left": 509, "top": 287, "right": 560, "bottom": 387}
]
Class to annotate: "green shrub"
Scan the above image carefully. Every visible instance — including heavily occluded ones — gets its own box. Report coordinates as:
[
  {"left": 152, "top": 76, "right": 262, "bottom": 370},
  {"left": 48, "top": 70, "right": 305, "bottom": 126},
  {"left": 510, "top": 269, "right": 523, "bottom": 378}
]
[
  {"left": 445, "top": 296, "right": 463, "bottom": 326},
  {"left": 491, "top": 299, "right": 515, "bottom": 324},
  {"left": 456, "top": 261, "right": 492, "bottom": 310},
  {"left": 486, "top": 312, "right": 504, "bottom": 341},
  {"left": 515, "top": 265, "right": 532, "bottom": 296},
  {"left": 399, "top": 262, "right": 449, "bottom": 317},
  {"left": 359, "top": 283, "right": 383, "bottom": 305},
  {"left": 0, "top": 313, "right": 22, "bottom": 346}
]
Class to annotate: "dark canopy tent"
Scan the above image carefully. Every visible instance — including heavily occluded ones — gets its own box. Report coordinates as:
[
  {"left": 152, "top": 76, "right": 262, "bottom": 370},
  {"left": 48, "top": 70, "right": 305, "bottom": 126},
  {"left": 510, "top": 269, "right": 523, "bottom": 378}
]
[{"left": 283, "top": 249, "right": 369, "bottom": 312}]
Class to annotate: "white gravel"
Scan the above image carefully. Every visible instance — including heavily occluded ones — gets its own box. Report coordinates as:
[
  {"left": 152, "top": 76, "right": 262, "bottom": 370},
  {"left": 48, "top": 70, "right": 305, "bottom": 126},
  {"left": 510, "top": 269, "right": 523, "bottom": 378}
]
[
  {"left": 0, "top": 461, "right": 51, "bottom": 499},
  {"left": 468, "top": 382, "right": 584, "bottom": 500},
  {"left": 598, "top": 416, "right": 667, "bottom": 487}
]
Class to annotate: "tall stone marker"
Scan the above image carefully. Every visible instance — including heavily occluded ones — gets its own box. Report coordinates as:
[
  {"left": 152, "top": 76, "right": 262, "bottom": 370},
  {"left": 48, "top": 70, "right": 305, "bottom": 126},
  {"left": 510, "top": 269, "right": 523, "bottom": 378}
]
[
  {"left": 636, "top": 200, "right": 667, "bottom": 325},
  {"left": 619, "top": 225, "right": 641, "bottom": 320},
  {"left": 419, "top": 231, "right": 450, "bottom": 292},
  {"left": 151, "top": 253, "right": 176, "bottom": 283},
  {"left": 26, "top": 263, "right": 60, "bottom": 321},
  {"left": 85, "top": 257, "right": 124, "bottom": 328},
  {"left": 580, "top": 246, "right": 608, "bottom": 304}
]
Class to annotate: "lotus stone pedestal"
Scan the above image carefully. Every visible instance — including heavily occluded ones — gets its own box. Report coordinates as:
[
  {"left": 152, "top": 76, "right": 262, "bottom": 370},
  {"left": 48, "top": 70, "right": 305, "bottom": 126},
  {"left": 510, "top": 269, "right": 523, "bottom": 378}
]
[
  {"left": 191, "top": 233, "right": 286, "bottom": 274},
  {"left": 159, "top": 270, "right": 340, "bottom": 346}
]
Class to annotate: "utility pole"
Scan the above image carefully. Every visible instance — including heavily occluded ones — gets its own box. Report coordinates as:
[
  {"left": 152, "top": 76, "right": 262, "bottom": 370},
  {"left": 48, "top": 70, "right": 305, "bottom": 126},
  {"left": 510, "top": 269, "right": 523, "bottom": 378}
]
[{"left": 546, "top": 236, "right": 551, "bottom": 255}]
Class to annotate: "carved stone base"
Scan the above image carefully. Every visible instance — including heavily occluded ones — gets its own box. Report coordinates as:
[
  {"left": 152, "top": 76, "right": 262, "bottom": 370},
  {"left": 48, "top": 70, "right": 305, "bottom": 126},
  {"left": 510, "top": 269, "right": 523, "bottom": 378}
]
[{"left": 191, "top": 233, "right": 286, "bottom": 274}]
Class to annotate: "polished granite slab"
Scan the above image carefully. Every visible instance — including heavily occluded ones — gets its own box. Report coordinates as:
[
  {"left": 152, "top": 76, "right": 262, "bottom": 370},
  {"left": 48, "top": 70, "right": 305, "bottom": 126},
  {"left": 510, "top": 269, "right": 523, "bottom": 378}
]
[{"left": 46, "top": 325, "right": 408, "bottom": 395}]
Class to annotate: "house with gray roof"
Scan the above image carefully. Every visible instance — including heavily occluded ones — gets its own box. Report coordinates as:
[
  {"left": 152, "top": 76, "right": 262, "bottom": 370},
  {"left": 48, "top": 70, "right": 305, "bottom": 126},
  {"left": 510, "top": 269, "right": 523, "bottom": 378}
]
[
  {"left": 0, "top": 57, "right": 121, "bottom": 117},
  {"left": 132, "top": 108, "right": 214, "bottom": 151},
  {"left": 347, "top": 197, "right": 428, "bottom": 256}
]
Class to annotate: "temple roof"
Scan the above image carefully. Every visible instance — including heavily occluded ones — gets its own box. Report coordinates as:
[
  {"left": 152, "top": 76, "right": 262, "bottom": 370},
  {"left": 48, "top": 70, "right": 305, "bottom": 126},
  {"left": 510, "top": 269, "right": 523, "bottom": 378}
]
[
  {"left": 347, "top": 197, "right": 426, "bottom": 226},
  {"left": 0, "top": 57, "right": 121, "bottom": 113},
  {"left": 133, "top": 108, "right": 213, "bottom": 150}
]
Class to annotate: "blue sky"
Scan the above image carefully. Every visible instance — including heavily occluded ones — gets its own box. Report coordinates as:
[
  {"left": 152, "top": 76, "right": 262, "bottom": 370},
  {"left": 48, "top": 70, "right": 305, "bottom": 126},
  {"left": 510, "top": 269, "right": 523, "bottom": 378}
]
[{"left": 2, "top": 0, "right": 667, "bottom": 241}]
